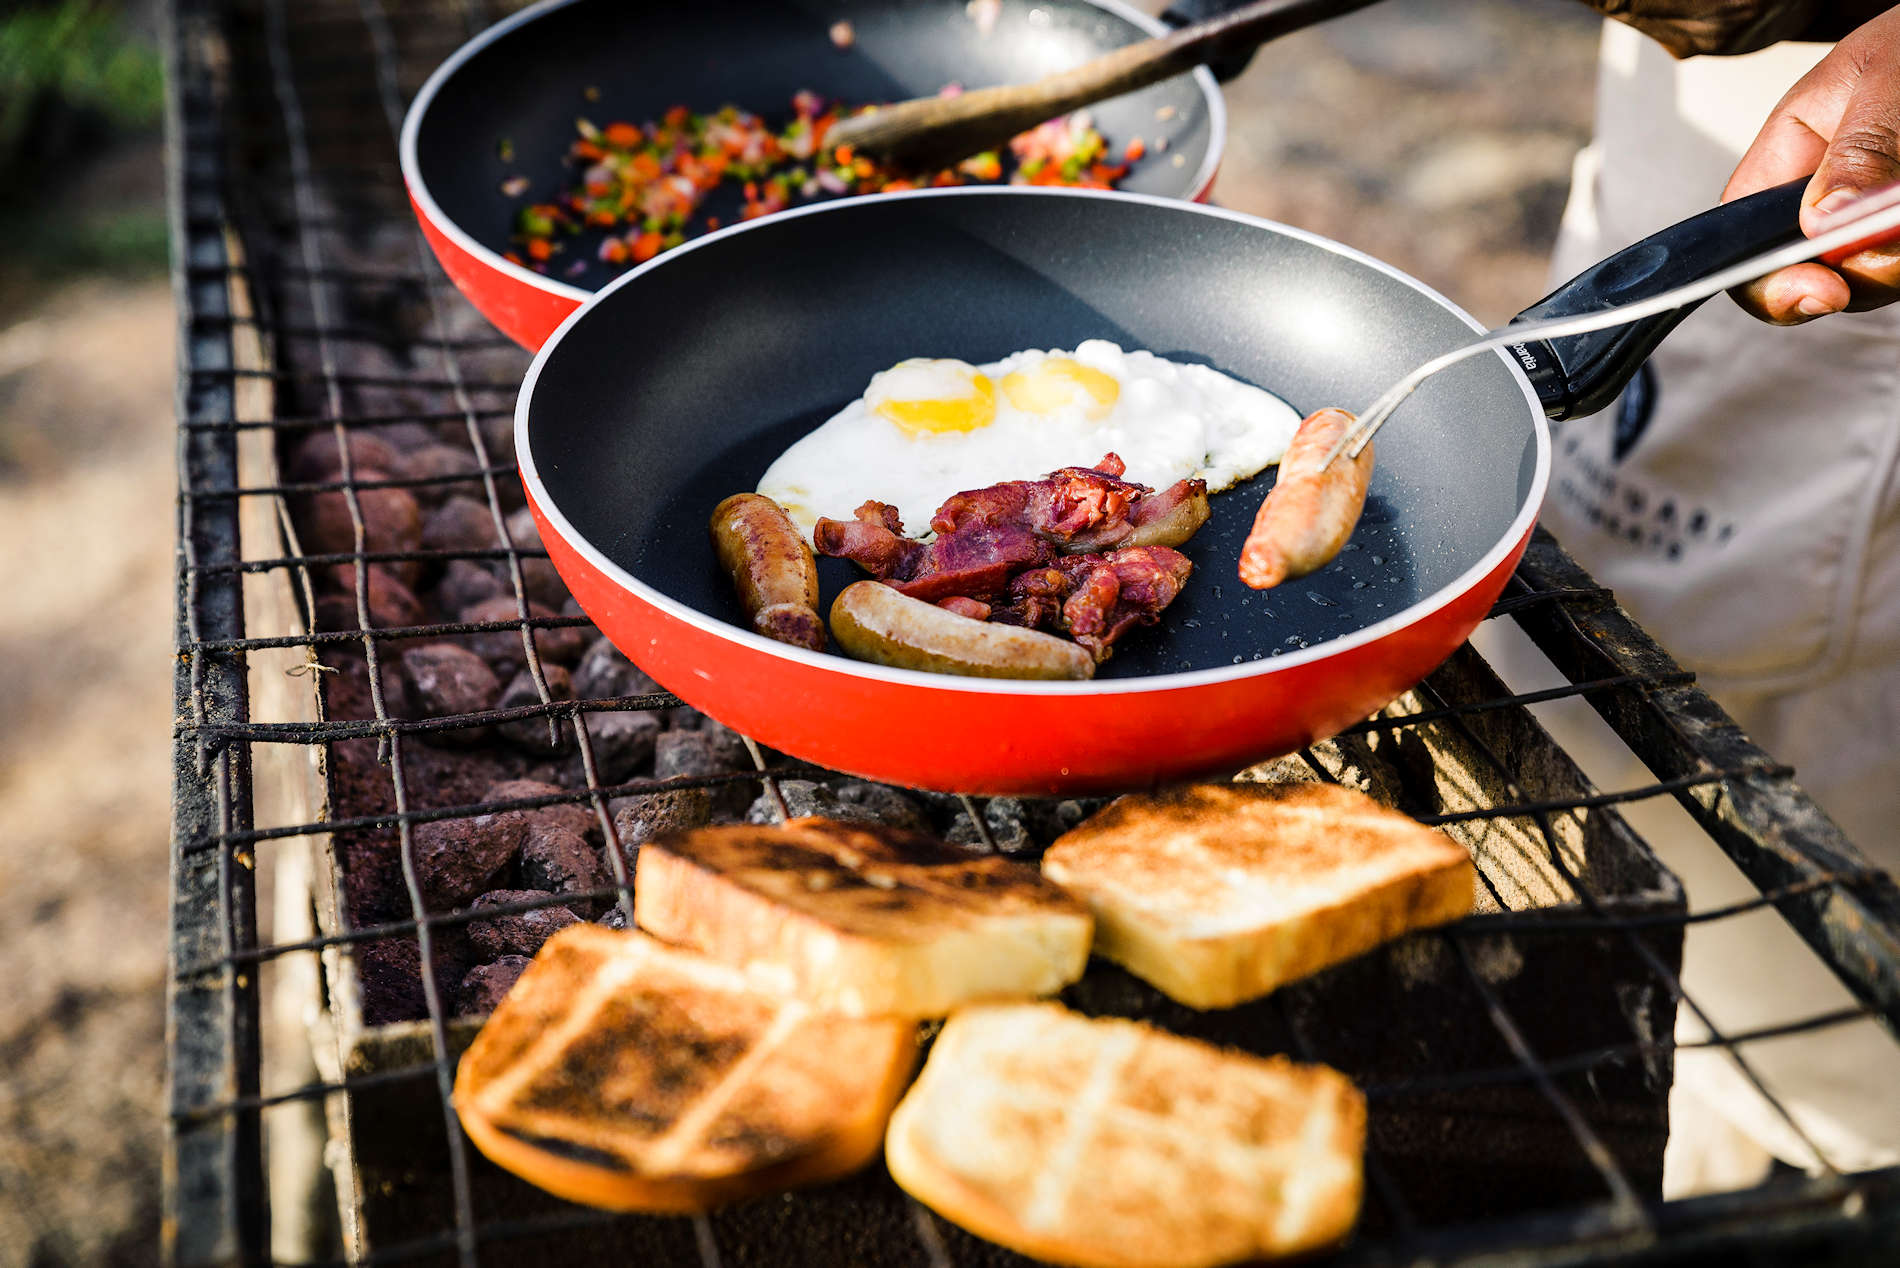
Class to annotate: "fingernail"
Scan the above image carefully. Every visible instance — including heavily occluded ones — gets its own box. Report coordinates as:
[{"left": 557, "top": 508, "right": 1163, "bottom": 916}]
[
  {"left": 1796, "top": 296, "right": 1834, "bottom": 317},
  {"left": 1814, "top": 187, "right": 1862, "bottom": 219}
]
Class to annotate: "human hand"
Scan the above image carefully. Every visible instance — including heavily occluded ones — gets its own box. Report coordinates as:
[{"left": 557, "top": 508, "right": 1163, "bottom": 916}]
[{"left": 1724, "top": 6, "right": 1900, "bottom": 323}]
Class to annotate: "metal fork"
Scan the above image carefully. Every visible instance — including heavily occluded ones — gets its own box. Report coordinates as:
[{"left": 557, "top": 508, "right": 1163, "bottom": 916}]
[{"left": 1320, "top": 182, "right": 1900, "bottom": 471}]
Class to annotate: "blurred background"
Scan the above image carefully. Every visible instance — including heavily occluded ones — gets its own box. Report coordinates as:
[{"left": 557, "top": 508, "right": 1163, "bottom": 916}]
[{"left": 0, "top": 0, "right": 1599, "bottom": 1262}]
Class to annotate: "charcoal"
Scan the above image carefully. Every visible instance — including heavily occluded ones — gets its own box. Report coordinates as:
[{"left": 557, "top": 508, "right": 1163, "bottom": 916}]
[
  {"left": 421, "top": 495, "right": 503, "bottom": 555},
  {"left": 505, "top": 505, "right": 570, "bottom": 609},
  {"left": 518, "top": 823, "right": 612, "bottom": 918},
  {"left": 467, "top": 889, "right": 580, "bottom": 959},
  {"left": 610, "top": 788, "right": 714, "bottom": 861},
  {"left": 412, "top": 810, "right": 529, "bottom": 909},
  {"left": 286, "top": 429, "right": 402, "bottom": 484},
  {"left": 436, "top": 559, "right": 504, "bottom": 613},
  {"left": 295, "top": 471, "right": 423, "bottom": 583},
  {"left": 582, "top": 709, "right": 662, "bottom": 783},
  {"left": 324, "top": 563, "right": 423, "bottom": 632},
  {"left": 483, "top": 779, "right": 598, "bottom": 841},
  {"left": 572, "top": 636, "right": 665, "bottom": 702},
  {"left": 831, "top": 782, "right": 930, "bottom": 830},
  {"left": 397, "top": 443, "right": 483, "bottom": 506},
  {"left": 598, "top": 905, "right": 632, "bottom": 930},
  {"left": 456, "top": 956, "right": 531, "bottom": 1016},
  {"left": 399, "top": 643, "right": 499, "bottom": 743},
  {"left": 496, "top": 664, "right": 575, "bottom": 755},
  {"left": 459, "top": 595, "right": 585, "bottom": 673}
]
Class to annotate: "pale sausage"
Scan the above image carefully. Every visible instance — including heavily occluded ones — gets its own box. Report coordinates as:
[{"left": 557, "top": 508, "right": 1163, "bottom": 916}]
[
  {"left": 1238, "top": 408, "right": 1373, "bottom": 591},
  {"left": 830, "top": 581, "right": 1094, "bottom": 680}
]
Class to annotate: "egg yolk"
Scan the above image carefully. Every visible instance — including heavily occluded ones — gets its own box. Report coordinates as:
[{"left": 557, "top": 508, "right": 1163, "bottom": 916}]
[
  {"left": 870, "top": 360, "right": 999, "bottom": 436},
  {"left": 999, "top": 358, "right": 1120, "bottom": 420}
]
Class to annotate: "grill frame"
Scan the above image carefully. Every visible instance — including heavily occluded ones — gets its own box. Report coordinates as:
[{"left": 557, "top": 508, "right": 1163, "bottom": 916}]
[{"left": 164, "top": 0, "right": 1900, "bottom": 1263}]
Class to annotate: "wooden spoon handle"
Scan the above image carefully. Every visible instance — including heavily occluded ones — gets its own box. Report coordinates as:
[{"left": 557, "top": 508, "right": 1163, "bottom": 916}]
[{"left": 826, "top": 0, "right": 1380, "bottom": 171}]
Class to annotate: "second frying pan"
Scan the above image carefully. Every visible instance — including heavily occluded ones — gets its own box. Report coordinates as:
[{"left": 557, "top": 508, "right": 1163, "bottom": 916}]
[{"left": 402, "top": 0, "right": 1228, "bottom": 350}]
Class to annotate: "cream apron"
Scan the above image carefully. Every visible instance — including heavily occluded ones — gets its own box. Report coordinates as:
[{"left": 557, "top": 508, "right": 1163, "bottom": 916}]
[{"left": 1485, "top": 19, "right": 1900, "bottom": 1184}]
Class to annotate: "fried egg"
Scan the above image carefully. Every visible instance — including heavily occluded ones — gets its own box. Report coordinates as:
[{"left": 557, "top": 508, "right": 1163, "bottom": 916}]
[{"left": 758, "top": 341, "right": 1302, "bottom": 534}]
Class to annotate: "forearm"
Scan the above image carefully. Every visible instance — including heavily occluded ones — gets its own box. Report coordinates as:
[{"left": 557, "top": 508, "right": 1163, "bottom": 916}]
[{"left": 1589, "top": 1, "right": 1899, "bottom": 57}]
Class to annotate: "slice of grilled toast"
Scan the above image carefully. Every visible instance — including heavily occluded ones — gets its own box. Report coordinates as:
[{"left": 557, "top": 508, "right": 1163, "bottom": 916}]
[
  {"left": 634, "top": 817, "right": 1092, "bottom": 1017},
  {"left": 1042, "top": 782, "right": 1475, "bottom": 1008},
  {"left": 887, "top": 1002, "right": 1364, "bottom": 1268},
  {"left": 452, "top": 924, "right": 916, "bottom": 1212}
]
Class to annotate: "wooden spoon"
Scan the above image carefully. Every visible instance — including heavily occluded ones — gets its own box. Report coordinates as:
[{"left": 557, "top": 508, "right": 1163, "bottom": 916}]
[{"left": 825, "top": 0, "right": 1381, "bottom": 173}]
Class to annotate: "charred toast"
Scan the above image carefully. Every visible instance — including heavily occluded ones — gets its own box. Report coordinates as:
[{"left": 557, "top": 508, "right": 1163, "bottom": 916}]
[
  {"left": 635, "top": 817, "right": 1092, "bottom": 1017},
  {"left": 452, "top": 924, "right": 917, "bottom": 1212}
]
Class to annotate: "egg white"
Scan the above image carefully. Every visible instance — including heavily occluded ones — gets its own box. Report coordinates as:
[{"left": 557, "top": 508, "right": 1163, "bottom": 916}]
[{"left": 758, "top": 341, "right": 1302, "bottom": 535}]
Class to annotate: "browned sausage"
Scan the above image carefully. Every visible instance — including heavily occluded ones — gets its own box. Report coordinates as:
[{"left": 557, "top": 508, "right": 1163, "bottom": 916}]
[
  {"left": 1238, "top": 408, "right": 1373, "bottom": 591},
  {"left": 710, "top": 493, "right": 826, "bottom": 651},
  {"left": 830, "top": 581, "right": 1094, "bottom": 680}
]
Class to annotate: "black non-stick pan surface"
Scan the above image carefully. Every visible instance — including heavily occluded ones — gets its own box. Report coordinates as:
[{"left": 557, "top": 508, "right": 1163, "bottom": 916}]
[
  {"left": 412, "top": 0, "right": 1224, "bottom": 297},
  {"left": 521, "top": 188, "right": 1544, "bottom": 679}
]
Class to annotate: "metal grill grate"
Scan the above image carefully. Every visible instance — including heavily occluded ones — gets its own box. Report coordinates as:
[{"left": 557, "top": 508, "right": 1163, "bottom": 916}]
[{"left": 165, "top": 1, "right": 1900, "bottom": 1264}]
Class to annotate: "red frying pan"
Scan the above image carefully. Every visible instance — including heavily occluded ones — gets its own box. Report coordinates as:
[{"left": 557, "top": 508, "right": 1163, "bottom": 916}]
[
  {"left": 515, "top": 180, "right": 1826, "bottom": 796},
  {"left": 400, "top": 0, "right": 1229, "bottom": 350}
]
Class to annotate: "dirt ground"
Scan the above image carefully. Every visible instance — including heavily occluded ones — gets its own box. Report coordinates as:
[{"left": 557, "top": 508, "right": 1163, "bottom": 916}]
[{"left": 0, "top": 3, "right": 1599, "bottom": 1263}]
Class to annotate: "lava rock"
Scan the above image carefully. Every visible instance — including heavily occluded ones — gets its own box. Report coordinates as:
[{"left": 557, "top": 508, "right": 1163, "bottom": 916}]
[
  {"left": 654, "top": 729, "right": 753, "bottom": 817},
  {"left": 831, "top": 782, "right": 930, "bottom": 830},
  {"left": 467, "top": 889, "right": 580, "bottom": 958},
  {"left": 436, "top": 559, "right": 504, "bottom": 614},
  {"left": 296, "top": 470, "right": 423, "bottom": 583},
  {"left": 400, "top": 643, "right": 500, "bottom": 744},
  {"left": 654, "top": 729, "right": 745, "bottom": 780},
  {"left": 323, "top": 563, "right": 424, "bottom": 631},
  {"left": 497, "top": 663, "right": 575, "bottom": 755},
  {"left": 583, "top": 709, "right": 662, "bottom": 783},
  {"left": 413, "top": 809, "right": 529, "bottom": 908},
  {"left": 571, "top": 636, "right": 665, "bottom": 703},
  {"left": 459, "top": 595, "right": 585, "bottom": 673},
  {"left": 505, "top": 505, "right": 571, "bottom": 609},
  {"left": 946, "top": 796, "right": 1036, "bottom": 855},
  {"left": 422, "top": 495, "right": 503, "bottom": 555},
  {"left": 518, "top": 823, "right": 612, "bottom": 917},
  {"left": 483, "top": 778, "right": 598, "bottom": 841},
  {"left": 457, "top": 956, "right": 531, "bottom": 1015},
  {"left": 598, "top": 905, "right": 632, "bottom": 930},
  {"left": 746, "top": 780, "right": 885, "bottom": 827},
  {"left": 398, "top": 443, "right": 483, "bottom": 506},
  {"left": 610, "top": 788, "right": 714, "bottom": 860},
  {"left": 287, "top": 430, "right": 403, "bottom": 484}
]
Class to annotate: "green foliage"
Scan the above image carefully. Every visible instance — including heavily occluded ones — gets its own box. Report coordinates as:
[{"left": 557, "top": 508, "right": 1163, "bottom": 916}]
[{"left": 0, "top": 3, "right": 163, "bottom": 129}]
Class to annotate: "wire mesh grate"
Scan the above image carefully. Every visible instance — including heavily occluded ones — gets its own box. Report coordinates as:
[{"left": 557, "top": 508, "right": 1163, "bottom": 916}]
[{"left": 165, "top": 1, "right": 1900, "bottom": 1264}]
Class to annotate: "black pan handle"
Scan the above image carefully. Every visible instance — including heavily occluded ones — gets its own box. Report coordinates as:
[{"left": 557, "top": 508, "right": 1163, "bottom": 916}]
[
  {"left": 1160, "top": 0, "right": 1309, "bottom": 81},
  {"left": 1508, "top": 177, "right": 1808, "bottom": 421}
]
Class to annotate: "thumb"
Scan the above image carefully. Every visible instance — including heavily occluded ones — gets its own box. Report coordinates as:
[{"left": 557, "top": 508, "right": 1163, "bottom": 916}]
[{"left": 1801, "top": 64, "right": 1900, "bottom": 233}]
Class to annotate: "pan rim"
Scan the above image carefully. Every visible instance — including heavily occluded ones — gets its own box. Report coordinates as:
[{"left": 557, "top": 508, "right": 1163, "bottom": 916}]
[
  {"left": 516, "top": 184, "right": 1552, "bottom": 698},
  {"left": 397, "top": 0, "right": 1227, "bottom": 308}
]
